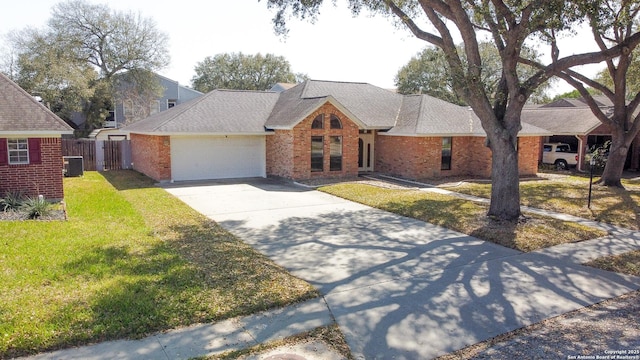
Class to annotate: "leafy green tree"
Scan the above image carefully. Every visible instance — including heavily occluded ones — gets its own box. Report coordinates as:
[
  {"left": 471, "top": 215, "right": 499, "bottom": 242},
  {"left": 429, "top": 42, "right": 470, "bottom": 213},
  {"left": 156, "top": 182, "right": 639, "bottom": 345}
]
[
  {"left": 262, "top": 0, "right": 639, "bottom": 221},
  {"left": 3, "top": 0, "right": 169, "bottom": 131},
  {"left": 548, "top": 88, "right": 600, "bottom": 103},
  {"left": 192, "top": 52, "right": 298, "bottom": 92},
  {"left": 553, "top": 0, "right": 640, "bottom": 187},
  {"left": 396, "top": 42, "right": 552, "bottom": 104},
  {"left": 395, "top": 46, "right": 464, "bottom": 104},
  {"left": 49, "top": 0, "right": 169, "bottom": 78},
  {"left": 7, "top": 28, "right": 97, "bottom": 122}
]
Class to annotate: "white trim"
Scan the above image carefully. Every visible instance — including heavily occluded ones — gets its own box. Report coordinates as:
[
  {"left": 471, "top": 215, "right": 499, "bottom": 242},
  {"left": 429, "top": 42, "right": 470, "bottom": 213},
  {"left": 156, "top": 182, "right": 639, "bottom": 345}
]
[{"left": 7, "top": 138, "right": 29, "bottom": 165}]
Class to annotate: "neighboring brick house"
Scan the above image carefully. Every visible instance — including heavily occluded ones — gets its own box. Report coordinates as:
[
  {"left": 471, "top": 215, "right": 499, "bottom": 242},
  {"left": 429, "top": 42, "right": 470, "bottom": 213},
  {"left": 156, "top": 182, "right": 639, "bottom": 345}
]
[
  {"left": 0, "top": 73, "right": 74, "bottom": 199},
  {"left": 124, "top": 80, "right": 548, "bottom": 183}
]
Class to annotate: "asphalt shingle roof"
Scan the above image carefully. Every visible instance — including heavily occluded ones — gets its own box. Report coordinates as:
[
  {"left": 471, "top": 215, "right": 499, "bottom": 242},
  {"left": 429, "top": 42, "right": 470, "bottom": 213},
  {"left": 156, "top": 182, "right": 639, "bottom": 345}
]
[
  {"left": 0, "top": 72, "right": 73, "bottom": 133},
  {"left": 124, "top": 89, "right": 280, "bottom": 134},
  {"left": 390, "top": 94, "right": 483, "bottom": 136},
  {"left": 521, "top": 107, "right": 604, "bottom": 135},
  {"left": 125, "top": 79, "right": 548, "bottom": 137},
  {"left": 265, "top": 81, "right": 401, "bottom": 129},
  {"left": 388, "top": 94, "right": 549, "bottom": 136}
]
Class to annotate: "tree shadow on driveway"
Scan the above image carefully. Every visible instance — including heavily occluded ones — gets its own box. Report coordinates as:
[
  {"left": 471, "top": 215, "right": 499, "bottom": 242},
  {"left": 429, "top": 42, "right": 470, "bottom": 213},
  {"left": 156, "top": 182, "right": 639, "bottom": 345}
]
[{"left": 217, "top": 206, "right": 640, "bottom": 359}]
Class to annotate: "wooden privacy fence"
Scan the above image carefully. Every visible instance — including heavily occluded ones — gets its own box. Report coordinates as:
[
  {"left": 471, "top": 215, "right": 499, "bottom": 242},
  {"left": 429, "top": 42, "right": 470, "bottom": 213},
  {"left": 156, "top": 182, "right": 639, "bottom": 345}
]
[{"left": 62, "top": 139, "right": 132, "bottom": 171}]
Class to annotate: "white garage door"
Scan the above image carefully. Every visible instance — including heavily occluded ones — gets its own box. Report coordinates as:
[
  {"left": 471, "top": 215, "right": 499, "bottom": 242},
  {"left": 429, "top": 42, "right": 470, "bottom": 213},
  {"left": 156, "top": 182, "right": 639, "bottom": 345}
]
[{"left": 171, "top": 135, "right": 266, "bottom": 181}]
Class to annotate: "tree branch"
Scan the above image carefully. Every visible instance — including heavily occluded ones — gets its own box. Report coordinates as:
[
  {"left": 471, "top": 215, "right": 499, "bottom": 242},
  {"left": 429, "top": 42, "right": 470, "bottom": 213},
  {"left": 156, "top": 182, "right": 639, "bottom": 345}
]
[
  {"left": 384, "top": 1, "right": 444, "bottom": 47},
  {"left": 555, "top": 71, "right": 613, "bottom": 125}
]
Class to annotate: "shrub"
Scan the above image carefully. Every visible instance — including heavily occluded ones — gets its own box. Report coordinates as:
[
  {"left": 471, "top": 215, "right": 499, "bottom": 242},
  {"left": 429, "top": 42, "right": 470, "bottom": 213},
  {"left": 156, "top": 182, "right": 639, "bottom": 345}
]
[
  {"left": 21, "top": 196, "right": 51, "bottom": 219},
  {"left": 1, "top": 191, "right": 25, "bottom": 211}
]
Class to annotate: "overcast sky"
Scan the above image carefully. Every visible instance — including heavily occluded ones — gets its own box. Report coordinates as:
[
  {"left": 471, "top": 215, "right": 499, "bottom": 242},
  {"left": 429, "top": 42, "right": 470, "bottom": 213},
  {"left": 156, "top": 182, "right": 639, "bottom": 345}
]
[{"left": 1, "top": 0, "right": 601, "bottom": 95}]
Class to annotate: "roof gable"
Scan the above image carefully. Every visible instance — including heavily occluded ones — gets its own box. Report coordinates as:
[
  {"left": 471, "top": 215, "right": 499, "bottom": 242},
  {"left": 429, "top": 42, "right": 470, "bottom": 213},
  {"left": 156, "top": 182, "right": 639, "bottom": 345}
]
[
  {"left": 264, "top": 81, "right": 369, "bottom": 129},
  {"left": 0, "top": 73, "right": 73, "bottom": 134},
  {"left": 300, "top": 80, "right": 402, "bottom": 128}
]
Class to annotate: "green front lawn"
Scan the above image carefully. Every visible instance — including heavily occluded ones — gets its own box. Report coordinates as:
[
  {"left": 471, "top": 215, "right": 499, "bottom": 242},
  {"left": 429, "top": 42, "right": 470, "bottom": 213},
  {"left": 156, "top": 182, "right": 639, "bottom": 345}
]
[
  {"left": 0, "top": 171, "right": 317, "bottom": 358},
  {"left": 452, "top": 175, "right": 640, "bottom": 230},
  {"left": 319, "top": 183, "right": 606, "bottom": 252}
]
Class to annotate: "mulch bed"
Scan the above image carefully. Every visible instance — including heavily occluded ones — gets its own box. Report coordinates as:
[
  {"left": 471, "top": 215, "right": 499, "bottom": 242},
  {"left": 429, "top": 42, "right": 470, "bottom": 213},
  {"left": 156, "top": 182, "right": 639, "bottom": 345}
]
[{"left": 0, "top": 208, "right": 67, "bottom": 221}]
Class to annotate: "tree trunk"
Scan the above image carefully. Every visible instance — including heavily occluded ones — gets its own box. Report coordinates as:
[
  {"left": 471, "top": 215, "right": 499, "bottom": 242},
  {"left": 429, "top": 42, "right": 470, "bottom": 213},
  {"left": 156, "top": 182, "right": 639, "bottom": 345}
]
[
  {"left": 487, "top": 134, "right": 521, "bottom": 220},
  {"left": 598, "top": 130, "right": 629, "bottom": 188}
]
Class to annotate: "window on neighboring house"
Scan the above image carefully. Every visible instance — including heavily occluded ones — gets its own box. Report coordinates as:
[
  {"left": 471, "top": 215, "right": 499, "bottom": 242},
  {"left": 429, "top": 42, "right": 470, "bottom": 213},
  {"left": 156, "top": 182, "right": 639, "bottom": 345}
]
[
  {"left": 330, "top": 115, "right": 342, "bottom": 129},
  {"left": 150, "top": 100, "right": 160, "bottom": 116},
  {"left": 311, "top": 136, "right": 324, "bottom": 172},
  {"left": 441, "top": 137, "right": 452, "bottom": 170},
  {"left": 312, "top": 114, "right": 324, "bottom": 129},
  {"left": 167, "top": 99, "right": 177, "bottom": 109},
  {"left": 330, "top": 136, "right": 342, "bottom": 171},
  {"left": 8, "top": 139, "right": 29, "bottom": 165}
]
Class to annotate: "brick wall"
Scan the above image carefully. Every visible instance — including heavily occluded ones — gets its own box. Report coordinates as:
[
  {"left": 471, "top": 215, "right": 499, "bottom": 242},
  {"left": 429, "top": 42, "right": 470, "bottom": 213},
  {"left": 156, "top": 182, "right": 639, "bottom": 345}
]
[
  {"left": 376, "top": 134, "right": 540, "bottom": 180},
  {"left": 267, "top": 103, "right": 359, "bottom": 180},
  {"left": 517, "top": 136, "right": 540, "bottom": 176},
  {"left": 375, "top": 135, "right": 442, "bottom": 179},
  {"left": 0, "top": 137, "right": 64, "bottom": 199},
  {"left": 266, "top": 130, "right": 295, "bottom": 178},
  {"left": 131, "top": 133, "right": 171, "bottom": 182}
]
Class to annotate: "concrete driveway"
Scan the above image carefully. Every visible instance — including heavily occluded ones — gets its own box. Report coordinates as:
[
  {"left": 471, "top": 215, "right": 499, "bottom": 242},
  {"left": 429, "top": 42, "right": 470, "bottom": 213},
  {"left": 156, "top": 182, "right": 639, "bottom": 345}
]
[{"left": 165, "top": 178, "right": 640, "bottom": 359}]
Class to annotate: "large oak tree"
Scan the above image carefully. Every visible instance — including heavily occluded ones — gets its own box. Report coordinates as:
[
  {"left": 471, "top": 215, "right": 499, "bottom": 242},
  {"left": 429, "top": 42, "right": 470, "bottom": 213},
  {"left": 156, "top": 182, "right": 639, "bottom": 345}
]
[
  {"left": 262, "top": 0, "right": 640, "bottom": 220},
  {"left": 3, "top": 0, "right": 169, "bottom": 130},
  {"left": 553, "top": 0, "right": 640, "bottom": 187}
]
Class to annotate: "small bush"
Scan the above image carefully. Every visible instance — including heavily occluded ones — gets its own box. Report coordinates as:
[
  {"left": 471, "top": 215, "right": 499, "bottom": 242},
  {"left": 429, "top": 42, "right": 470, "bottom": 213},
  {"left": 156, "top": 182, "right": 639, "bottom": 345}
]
[
  {"left": 1, "top": 191, "right": 25, "bottom": 211},
  {"left": 21, "top": 196, "right": 51, "bottom": 219}
]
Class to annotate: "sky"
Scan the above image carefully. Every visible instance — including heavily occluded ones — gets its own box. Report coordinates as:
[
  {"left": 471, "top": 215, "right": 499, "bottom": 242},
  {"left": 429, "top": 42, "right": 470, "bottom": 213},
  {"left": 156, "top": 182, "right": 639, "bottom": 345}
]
[{"left": 1, "top": 0, "right": 601, "bottom": 95}]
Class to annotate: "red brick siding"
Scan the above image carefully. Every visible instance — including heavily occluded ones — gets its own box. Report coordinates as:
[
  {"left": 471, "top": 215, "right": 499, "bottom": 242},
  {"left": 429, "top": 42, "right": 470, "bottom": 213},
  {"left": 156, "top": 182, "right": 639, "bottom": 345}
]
[
  {"left": 0, "top": 137, "right": 64, "bottom": 199},
  {"left": 375, "top": 135, "right": 541, "bottom": 180},
  {"left": 375, "top": 135, "right": 442, "bottom": 179},
  {"left": 131, "top": 133, "right": 171, "bottom": 181},
  {"left": 517, "top": 136, "right": 540, "bottom": 176},
  {"left": 267, "top": 103, "right": 359, "bottom": 180},
  {"left": 448, "top": 137, "right": 493, "bottom": 177},
  {"left": 266, "top": 130, "right": 295, "bottom": 178}
]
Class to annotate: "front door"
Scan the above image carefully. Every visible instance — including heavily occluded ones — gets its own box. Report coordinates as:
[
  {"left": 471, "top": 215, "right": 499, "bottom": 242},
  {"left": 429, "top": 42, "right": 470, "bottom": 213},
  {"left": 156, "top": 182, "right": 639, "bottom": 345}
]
[{"left": 358, "top": 131, "right": 375, "bottom": 172}]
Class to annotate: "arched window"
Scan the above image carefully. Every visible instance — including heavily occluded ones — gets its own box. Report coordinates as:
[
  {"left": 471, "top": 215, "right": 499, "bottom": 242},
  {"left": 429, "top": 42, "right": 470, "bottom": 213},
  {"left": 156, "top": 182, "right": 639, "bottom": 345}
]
[
  {"left": 312, "top": 114, "right": 324, "bottom": 129},
  {"left": 330, "top": 115, "right": 342, "bottom": 129}
]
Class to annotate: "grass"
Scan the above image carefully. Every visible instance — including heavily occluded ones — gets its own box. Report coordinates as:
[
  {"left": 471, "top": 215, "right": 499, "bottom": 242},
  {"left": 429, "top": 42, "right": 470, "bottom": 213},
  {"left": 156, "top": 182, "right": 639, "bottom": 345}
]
[
  {"left": 0, "top": 171, "right": 317, "bottom": 358},
  {"left": 209, "top": 324, "right": 352, "bottom": 360},
  {"left": 319, "top": 183, "right": 606, "bottom": 252},
  {"left": 586, "top": 250, "right": 640, "bottom": 276},
  {"left": 452, "top": 175, "right": 640, "bottom": 230}
]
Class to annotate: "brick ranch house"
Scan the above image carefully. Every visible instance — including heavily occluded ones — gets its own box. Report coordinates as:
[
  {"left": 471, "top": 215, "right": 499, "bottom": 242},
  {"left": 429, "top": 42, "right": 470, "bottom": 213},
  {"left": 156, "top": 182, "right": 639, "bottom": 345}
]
[
  {"left": 0, "top": 73, "right": 74, "bottom": 199},
  {"left": 123, "top": 80, "right": 548, "bottom": 183}
]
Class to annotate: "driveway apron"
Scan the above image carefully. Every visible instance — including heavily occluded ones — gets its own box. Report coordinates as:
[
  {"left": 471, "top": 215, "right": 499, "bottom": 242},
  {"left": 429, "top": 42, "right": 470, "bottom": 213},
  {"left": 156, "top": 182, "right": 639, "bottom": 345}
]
[{"left": 165, "top": 178, "right": 640, "bottom": 359}]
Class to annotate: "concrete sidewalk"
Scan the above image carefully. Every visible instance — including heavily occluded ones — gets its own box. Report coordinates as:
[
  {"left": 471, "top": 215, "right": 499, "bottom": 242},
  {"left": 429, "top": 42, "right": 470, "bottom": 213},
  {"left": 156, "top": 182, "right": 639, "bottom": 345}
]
[
  {"left": 19, "top": 177, "right": 640, "bottom": 360},
  {"left": 20, "top": 297, "right": 340, "bottom": 360}
]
